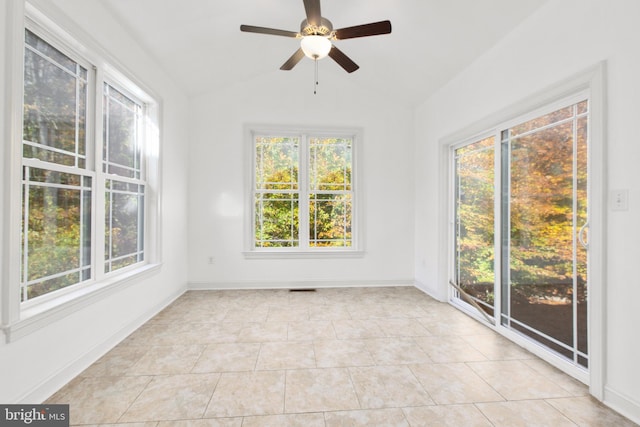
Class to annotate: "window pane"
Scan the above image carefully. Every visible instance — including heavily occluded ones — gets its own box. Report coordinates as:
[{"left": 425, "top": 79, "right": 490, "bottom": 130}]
[
  {"left": 254, "top": 192, "right": 299, "bottom": 247},
  {"left": 454, "top": 137, "right": 495, "bottom": 315},
  {"left": 309, "top": 137, "right": 352, "bottom": 191},
  {"left": 255, "top": 136, "right": 299, "bottom": 190},
  {"left": 105, "top": 180, "right": 145, "bottom": 273},
  {"left": 309, "top": 193, "right": 352, "bottom": 247},
  {"left": 502, "top": 100, "right": 589, "bottom": 367},
  {"left": 509, "top": 105, "right": 574, "bottom": 138},
  {"left": 103, "top": 84, "right": 142, "bottom": 178},
  {"left": 23, "top": 30, "right": 87, "bottom": 167},
  {"left": 22, "top": 167, "right": 92, "bottom": 301},
  {"left": 25, "top": 29, "right": 76, "bottom": 73}
]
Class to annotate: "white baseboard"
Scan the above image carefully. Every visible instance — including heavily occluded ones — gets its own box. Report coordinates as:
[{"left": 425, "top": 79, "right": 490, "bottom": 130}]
[
  {"left": 188, "top": 279, "right": 415, "bottom": 291},
  {"left": 604, "top": 386, "right": 640, "bottom": 425},
  {"left": 19, "top": 285, "right": 186, "bottom": 404}
]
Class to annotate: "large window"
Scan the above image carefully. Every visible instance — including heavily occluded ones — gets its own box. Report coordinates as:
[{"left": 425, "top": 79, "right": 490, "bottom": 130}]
[
  {"left": 19, "top": 24, "right": 156, "bottom": 306},
  {"left": 249, "top": 128, "right": 359, "bottom": 253}
]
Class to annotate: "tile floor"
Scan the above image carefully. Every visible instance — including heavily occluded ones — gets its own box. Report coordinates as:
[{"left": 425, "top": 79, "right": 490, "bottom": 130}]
[{"left": 48, "top": 286, "right": 638, "bottom": 426}]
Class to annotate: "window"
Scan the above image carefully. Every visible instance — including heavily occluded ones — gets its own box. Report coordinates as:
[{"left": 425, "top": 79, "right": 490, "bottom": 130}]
[
  {"left": 18, "top": 23, "right": 157, "bottom": 307},
  {"left": 21, "top": 29, "right": 93, "bottom": 302},
  {"left": 103, "top": 84, "right": 146, "bottom": 273},
  {"left": 248, "top": 127, "right": 359, "bottom": 254}
]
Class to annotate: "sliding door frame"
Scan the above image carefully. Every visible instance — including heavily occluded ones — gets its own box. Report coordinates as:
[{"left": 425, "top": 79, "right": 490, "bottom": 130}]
[{"left": 441, "top": 63, "right": 606, "bottom": 399}]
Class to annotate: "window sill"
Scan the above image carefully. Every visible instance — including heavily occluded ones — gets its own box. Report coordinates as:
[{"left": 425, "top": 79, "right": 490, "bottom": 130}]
[
  {"left": 2, "top": 263, "right": 161, "bottom": 343},
  {"left": 243, "top": 250, "right": 365, "bottom": 259}
]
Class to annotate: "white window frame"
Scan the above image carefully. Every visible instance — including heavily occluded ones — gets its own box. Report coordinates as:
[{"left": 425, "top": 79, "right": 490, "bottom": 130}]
[
  {"left": 244, "top": 124, "right": 363, "bottom": 258},
  {"left": 1, "top": 1, "right": 162, "bottom": 342}
]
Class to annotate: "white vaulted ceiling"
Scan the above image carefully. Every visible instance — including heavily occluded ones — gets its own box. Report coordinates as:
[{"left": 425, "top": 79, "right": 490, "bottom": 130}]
[{"left": 99, "top": 0, "right": 548, "bottom": 105}]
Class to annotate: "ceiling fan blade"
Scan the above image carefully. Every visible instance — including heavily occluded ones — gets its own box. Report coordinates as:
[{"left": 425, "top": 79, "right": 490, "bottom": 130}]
[
  {"left": 303, "top": 0, "right": 322, "bottom": 27},
  {"left": 280, "top": 48, "right": 306, "bottom": 70},
  {"left": 334, "top": 20, "right": 392, "bottom": 40},
  {"left": 240, "top": 25, "right": 299, "bottom": 38},
  {"left": 328, "top": 45, "right": 359, "bottom": 73}
]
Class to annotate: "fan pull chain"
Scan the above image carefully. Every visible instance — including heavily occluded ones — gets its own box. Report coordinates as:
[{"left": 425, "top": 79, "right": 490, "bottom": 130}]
[{"left": 314, "top": 57, "right": 319, "bottom": 95}]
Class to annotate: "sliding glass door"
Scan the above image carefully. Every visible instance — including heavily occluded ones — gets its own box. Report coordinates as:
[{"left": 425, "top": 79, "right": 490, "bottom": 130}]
[{"left": 452, "top": 97, "right": 589, "bottom": 371}]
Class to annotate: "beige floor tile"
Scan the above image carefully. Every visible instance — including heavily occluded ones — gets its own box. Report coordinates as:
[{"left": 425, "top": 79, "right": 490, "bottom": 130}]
[
  {"left": 348, "top": 365, "right": 434, "bottom": 408},
  {"left": 157, "top": 418, "right": 242, "bottom": 426},
  {"left": 409, "top": 363, "right": 504, "bottom": 404},
  {"left": 121, "top": 322, "right": 187, "bottom": 346},
  {"left": 241, "top": 413, "right": 325, "bottom": 427},
  {"left": 385, "top": 303, "right": 430, "bottom": 319},
  {"left": 324, "top": 408, "right": 409, "bottom": 427},
  {"left": 460, "top": 333, "right": 535, "bottom": 360},
  {"left": 522, "top": 358, "right": 589, "bottom": 396},
  {"left": 79, "top": 345, "right": 148, "bottom": 377},
  {"left": 347, "top": 303, "right": 398, "bottom": 319},
  {"left": 314, "top": 339, "right": 376, "bottom": 368},
  {"left": 287, "top": 290, "right": 329, "bottom": 305},
  {"left": 120, "top": 373, "right": 219, "bottom": 422},
  {"left": 192, "top": 322, "right": 248, "bottom": 344},
  {"left": 308, "top": 304, "right": 352, "bottom": 320},
  {"left": 418, "top": 316, "right": 491, "bottom": 336},
  {"left": 149, "top": 304, "right": 189, "bottom": 323},
  {"left": 476, "top": 400, "right": 576, "bottom": 427},
  {"left": 468, "top": 360, "right": 571, "bottom": 400},
  {"left": 375, "top": 318, "right": 432, "bottom": 337},
  {"left": 546, "top": 396, "right": 640, "bottom": 427},
  {"left": 191, "top": 342, "right": 261, "bottom": 372},
  {"left": 284, "top": 368, "right": 360, "bottom": 413},
  {"left": 332, "top": 319, "right": 386, "bottom": 339},
  {"left": 204, "top": 371, "right": 285, "bottom": 418},
  {"left": 127, "top": 345, "right": 205, "bottom": 375},
  {"left": 182, "top": 307, "right": 230, "bottom": 323},
  {"left": 236, "top": 322, "right": 288, "bottom": 343},
  {"left": 223, "top": 307, "right": 269, "bottom": 323},
  {"left": 287, "top": 320, "right": 336, "bottom": 341},
  {"left": 413, "top": 336, "right": 487, "bottom": 363},
  {"left": 52, "top": 376, "right": 152, "bottom": 424},
  {"left": 256, "top": 341, "right": 316, "bottom": 370},
  {"left": 364, "top": 338, "right": 433, "bottom": 365},
  {"left": 267, "top": 306, "right": 309, "bottom": 322},
  {"left": 402, "top": 404, "right": 493, "bottom": 427}
]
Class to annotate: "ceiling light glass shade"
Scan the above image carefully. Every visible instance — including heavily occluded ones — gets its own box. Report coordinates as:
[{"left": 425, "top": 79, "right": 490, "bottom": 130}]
[{"left": 300, "top": 35, "right": 332, "bottom": 59}]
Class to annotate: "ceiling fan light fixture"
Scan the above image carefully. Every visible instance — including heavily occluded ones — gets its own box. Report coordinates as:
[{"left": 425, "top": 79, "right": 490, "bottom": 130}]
[{"left": 300, "top": 35, "right": 332, "bottom": 59}]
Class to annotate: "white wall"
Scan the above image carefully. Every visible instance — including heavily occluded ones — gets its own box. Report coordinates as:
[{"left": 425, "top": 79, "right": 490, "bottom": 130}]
[
  {"left": 414, "top": 0, "right": 640, "bottom": 422},
  {"left": 0, "top": 0, "right": 190, "bottom": 403},
  {"left": 187, "top": 64, "right": 415, "bottom": 288}
]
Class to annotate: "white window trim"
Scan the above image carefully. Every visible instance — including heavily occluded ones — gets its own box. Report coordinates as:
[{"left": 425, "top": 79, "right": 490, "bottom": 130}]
[
  {"left": 243, "top": 124, "right": 364, "bottom": 259},
  {"left": 1, "top": 0, "right": 163, "bottom": 342}
]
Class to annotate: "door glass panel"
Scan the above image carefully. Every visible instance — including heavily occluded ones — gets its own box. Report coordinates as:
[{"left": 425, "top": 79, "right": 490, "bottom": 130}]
[
  {"left": 454, "top": 136, "right": 495, "bottom": 316},
  {"left": 502, "top": 101, "right": 589, "bottom": 368}
]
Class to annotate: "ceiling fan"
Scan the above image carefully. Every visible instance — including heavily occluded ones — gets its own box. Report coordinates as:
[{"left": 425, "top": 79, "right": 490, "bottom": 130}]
[{"left": 240, "top": 0, "right": 392, "bottom": 74}]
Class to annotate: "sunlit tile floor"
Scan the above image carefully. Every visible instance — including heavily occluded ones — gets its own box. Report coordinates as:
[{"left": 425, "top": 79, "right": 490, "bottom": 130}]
[{"left": 48, "top": 287, "right": 638, "bottom": 426}]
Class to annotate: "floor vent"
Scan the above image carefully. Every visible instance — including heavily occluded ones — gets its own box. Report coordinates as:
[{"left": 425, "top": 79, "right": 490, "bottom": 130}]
[{"left": 289, "top": 288, "right": 317, "bottom": 292}]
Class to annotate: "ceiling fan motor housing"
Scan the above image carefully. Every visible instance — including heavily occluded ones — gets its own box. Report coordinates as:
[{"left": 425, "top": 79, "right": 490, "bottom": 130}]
[{"left": 300, "top": 18, "right": 334, "bottom": 36}]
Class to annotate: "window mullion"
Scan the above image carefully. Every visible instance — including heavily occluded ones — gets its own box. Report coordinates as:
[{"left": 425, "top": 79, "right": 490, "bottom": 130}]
[{"left": 299, "top": 134, "right": 310, "bottom": 249}]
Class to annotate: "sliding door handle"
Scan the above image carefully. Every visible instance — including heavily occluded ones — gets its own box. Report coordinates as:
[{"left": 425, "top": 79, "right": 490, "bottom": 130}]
[{"left": 578, "top": 221, "right": 589, "bottom": 249}]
